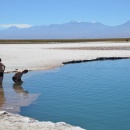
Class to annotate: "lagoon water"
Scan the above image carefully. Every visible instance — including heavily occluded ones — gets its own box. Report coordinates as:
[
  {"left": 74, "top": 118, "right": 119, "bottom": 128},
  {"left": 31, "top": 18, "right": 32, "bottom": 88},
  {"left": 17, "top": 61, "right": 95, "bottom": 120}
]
[{"left": 1, "top": 59, "right": 130, "bottom": 130}]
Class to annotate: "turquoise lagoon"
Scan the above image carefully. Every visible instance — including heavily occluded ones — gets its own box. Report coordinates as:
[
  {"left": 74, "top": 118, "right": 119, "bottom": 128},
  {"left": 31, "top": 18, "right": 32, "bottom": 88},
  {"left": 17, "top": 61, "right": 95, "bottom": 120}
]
[{"left": 1, "top": 59, "right": 130, "bottom": 130}]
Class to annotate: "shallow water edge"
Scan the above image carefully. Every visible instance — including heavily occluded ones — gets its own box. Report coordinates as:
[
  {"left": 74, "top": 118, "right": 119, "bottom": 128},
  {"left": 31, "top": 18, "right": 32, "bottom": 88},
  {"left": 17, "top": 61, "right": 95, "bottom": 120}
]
[{"left": 4, "top": 57, "right": 130, "bottom": 74}]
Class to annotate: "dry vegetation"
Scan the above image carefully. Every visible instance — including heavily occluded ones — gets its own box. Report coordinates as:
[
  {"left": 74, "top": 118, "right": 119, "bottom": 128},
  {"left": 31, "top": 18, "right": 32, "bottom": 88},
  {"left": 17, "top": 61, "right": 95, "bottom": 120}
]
[{"left": 0, "top": 38, "right": 130, "bottom": 44}]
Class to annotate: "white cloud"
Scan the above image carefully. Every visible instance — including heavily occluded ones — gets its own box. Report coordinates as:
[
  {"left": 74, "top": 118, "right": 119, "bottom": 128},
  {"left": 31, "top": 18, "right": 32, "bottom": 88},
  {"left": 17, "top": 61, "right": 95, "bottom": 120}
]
[{"left": 0, "top": 24, "right": 33, "bottom": 29}]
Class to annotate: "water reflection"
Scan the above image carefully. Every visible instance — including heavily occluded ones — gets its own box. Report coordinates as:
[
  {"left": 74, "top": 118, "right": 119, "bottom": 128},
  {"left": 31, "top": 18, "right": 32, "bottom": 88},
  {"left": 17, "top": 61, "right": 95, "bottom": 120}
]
[
  {"left": 13, "top": 83, "right": 28, "bottom": 96},
  {"left": 0, "top": 85, "right": 6, "bottom": 109},
  {"left": 0, "top": 82, "right": 40, "bottom": 113}
]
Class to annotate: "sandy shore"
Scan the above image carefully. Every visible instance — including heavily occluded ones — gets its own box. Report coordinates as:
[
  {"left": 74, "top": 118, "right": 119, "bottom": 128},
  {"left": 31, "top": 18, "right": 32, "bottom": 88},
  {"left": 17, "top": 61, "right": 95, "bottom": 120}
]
[
  {"left": 0, "top": 42, "right": 130, "bottom": 130},
  {"left": 1, "top": 42, "right": 130, "bottom": 72}
]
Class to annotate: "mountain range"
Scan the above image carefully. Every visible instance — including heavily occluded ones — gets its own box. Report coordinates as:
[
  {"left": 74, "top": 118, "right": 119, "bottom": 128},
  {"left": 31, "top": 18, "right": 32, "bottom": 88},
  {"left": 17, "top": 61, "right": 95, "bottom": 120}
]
[{"left": 0, "top": 21, "right": 130, "bottom": 39}]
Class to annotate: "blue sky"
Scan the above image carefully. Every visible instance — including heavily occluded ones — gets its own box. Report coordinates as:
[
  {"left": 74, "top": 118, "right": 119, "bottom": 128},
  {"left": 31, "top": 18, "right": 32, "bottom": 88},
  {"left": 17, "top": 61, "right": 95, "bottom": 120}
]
[{"left": 0, "top": 0, "right": 130, "bottom": 28}]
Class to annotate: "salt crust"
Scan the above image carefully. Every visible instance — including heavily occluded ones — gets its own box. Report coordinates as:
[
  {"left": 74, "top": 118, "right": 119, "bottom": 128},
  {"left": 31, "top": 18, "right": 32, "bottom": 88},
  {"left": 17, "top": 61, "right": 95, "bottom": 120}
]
[
  {"left": 0, "top": 111, "right": 85, "bottom": 130},
  {"left": 0, "top": 42, "right": 130, "bottom": 73}
]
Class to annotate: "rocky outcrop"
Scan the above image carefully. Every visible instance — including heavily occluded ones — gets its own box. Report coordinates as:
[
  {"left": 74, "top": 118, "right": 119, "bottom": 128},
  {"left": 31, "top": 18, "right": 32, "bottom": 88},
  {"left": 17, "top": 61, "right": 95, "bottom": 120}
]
[{"left": 0, "top": 111, "right": 85, "bottom": 130}]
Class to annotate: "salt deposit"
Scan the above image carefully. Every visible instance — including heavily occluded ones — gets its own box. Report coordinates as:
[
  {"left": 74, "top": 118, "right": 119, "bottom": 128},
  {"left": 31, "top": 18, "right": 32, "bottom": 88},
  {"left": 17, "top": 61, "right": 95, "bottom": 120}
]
[{"left": 0, "top": 42, "right": 130, "bottom": 72}]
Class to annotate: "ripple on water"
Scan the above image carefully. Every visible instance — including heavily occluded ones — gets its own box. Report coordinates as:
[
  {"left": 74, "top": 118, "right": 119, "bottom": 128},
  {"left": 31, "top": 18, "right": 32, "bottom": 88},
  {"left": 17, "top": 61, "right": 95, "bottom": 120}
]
[{"left": 1, "top": 59, "right": 130, "bottom": 130}]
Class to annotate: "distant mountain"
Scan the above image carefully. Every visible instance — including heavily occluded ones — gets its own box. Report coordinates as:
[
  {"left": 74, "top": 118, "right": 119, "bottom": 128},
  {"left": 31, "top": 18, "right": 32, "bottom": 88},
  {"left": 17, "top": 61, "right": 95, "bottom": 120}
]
[
  {"left": 6, "top": 26, "right": 19, "bottom": 30},
  {"left": 0, "top": 21, "right": 130, "bottom": 39}
]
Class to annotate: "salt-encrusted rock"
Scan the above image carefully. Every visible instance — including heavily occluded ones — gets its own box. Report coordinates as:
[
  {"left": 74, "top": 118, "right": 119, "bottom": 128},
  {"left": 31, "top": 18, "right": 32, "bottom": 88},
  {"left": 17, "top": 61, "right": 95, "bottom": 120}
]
[{"left": 0, "top": 111, "right": 85, "bottom": 130}]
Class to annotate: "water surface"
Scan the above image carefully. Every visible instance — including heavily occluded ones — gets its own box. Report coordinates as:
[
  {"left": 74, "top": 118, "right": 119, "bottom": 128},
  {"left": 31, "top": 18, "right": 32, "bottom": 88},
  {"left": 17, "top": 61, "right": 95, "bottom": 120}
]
[{"left": 1, "top": 59, "right": 130, "bottom": 130}]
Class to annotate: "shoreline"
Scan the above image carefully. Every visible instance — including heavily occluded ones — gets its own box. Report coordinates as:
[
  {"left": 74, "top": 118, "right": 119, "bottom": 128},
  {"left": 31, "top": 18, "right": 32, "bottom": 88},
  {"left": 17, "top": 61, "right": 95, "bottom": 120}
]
[
  {"left": 0, "top": 111, "right": 85, "bottom": 130},
  {"left": 1, "top": 42, "right": 130, "bottom": 73},
  {"left": 62, "top": 57, "right": 130, "bottom": 65},
  {"left": 1, "top": 42, "right": 130, "bottom": 129},
  {"left": 4, "top": 57, "right": 130, "bottom": 74}
]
